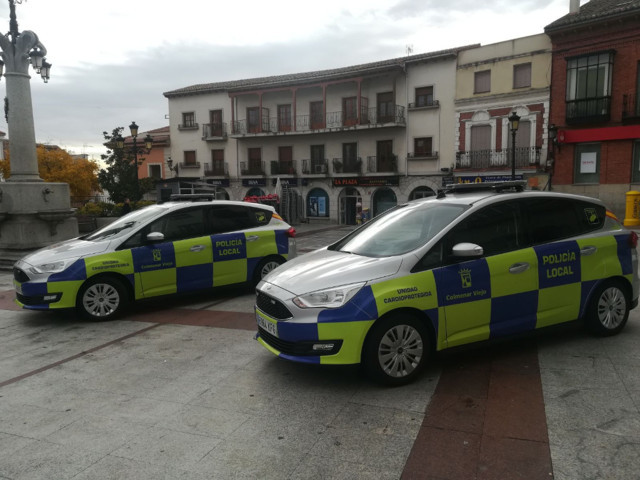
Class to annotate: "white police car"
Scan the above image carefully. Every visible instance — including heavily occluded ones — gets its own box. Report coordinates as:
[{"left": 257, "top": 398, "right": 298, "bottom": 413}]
[
  {"left": 255, "top": 182, "right": 639, "bottom": 385},
  {"left": 14, "top": 197, "right": 296, "bottom": 320}
]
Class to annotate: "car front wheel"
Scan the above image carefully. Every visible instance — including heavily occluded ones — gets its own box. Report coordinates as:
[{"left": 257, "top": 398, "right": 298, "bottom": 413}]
[
  {"left": 77, "top": 276, "right": 128, "bottom": 321},
  {"left": 363, "top": 313, "right": 430, "bottom": 386},
  {"left": 585, "top": 279, "right": 630, "bottom": 336},
  {"left": 253, "top": 256, "right": 284, "bottom": 285}
]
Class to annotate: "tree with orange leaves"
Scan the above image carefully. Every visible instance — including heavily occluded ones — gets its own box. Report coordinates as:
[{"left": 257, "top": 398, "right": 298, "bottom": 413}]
[{"left": 0, "top": 145, "right": 100, "bottom": 197}]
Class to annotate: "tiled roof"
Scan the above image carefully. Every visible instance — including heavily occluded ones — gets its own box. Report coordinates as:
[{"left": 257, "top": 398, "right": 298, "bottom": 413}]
[
  {"left": 545, "top": 0, "right": 640, "bottom": 32},
  {"left": 163, "top": 45, "right": 478, "bottom": 98}
]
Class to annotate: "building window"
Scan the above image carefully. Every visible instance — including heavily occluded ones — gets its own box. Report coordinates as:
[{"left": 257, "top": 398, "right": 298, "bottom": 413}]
[
  {"left": 148, "top": 164, "right": 161, "bottom": 179},
  {"left": 184, "top": 150, "right": 197, "bottom": 166},
  {"left": 377, "top": 92, "right": 394, "bottom": 123},
  {"left": 415, "top": 86, "right": 434, "bottom": 107},
  {"left": 513, "top": 63, "right": 531, "bottom": 89},
  {"left": 474, "top": 70, "right": 491, "bottom": 94},
  {"left": 343, "top": 97, "right": 358, "bottom": 126},
  {"left": 574, "top": 143, "right": 600, "bottom": 184},
  {"left": 310, "top": 101, "right": 324, "bottom": 129},
  {"left": 211, "top": 149, "right": 225, "bottom": 176},
  {"left": 632, "top": 141, "right": 640, "bottom": 183},
  {"left": 209, "top": 109, "right": 223, "bottom": 137},
  {"left": 181, "top": 112, "right": 196, "bottom": 128},
  {"left": 409, "top": 186, "right": 435, "bottom": 200},
  {"left": 566, "top": 51, "right": 614, "bottom": 123},
  {"left": 414, "top": 137, "right": 433, "bottom": 157}
]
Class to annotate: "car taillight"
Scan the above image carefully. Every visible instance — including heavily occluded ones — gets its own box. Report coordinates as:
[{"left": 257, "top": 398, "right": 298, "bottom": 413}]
[
  {"left": 629, "top": 231, "right": 638, "bottom": 248},
  {"left": 286, "top": 227, "right": 296, "bottom": 238}
]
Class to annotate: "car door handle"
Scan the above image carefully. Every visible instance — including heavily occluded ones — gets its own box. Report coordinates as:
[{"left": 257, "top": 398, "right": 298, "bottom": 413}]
[
  {"left": 246, "top": 235, "right": 260, "bottom": 242},
  {"left": 509, "top": 262, "right": 530, "bottom": 274},
  {"left": 190, "top": 245, "right": 206, "bottom": 252},
  {"left": 580, "top": 246, "right": 597, "bottom": 256}
]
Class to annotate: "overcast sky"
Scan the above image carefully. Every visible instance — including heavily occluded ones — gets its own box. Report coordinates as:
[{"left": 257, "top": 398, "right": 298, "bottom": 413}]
[{"left": 0, "top": 0, "right": 580, "bottom": 161}]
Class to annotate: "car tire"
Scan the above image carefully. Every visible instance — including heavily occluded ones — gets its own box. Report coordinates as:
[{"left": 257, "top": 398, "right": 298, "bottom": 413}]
[
  {"left": 585, "top": 279, "right": 630, "bottom": 336},
  {"left": 363, "top": 313, "right": 430, "bottom": 386},
  {"left": 252, "top": 256, "right": 284, "bottom": 286},
  {"left": 77, "top": 276, "right": 128, "bottom": 321}
]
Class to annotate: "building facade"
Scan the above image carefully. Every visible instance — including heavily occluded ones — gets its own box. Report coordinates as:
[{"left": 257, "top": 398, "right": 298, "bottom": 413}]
[
  {"left": 545, "top": 0, "right": 640, "bottom": 217},
  {"left": 163, "top": 47, "right": 476, "bottom": 224},
  {"left": 454, "top": 34, "right": 552, "bottom": 188}
]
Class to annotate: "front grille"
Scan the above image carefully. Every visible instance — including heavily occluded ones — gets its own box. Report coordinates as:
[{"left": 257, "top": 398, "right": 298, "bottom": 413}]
[
  {"left": 14, "top": 268, "right": 30, "bottom": 283},
  {"left": 256, "top": 291, "right": 292, "bottom": 319},
  {"left": 258, "top": 327, "right": 342, "bottom": 356}
]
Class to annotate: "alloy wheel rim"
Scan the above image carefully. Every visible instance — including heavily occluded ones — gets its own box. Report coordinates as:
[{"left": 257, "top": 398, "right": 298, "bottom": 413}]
[
  {"left": 378, "top": 324, "right": 424, "bottom": 378},
  {"left": 83, "top": 283, "right": 120, "bottom": 317},
  {"left": 597, "top": 287, "right": 626, "bottom": 329}
]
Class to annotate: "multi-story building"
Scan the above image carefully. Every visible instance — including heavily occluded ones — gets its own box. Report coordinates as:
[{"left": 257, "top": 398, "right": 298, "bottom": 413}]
[
  {"left": 163, "top": 46, "right": 475, "bottom": 224},
  {"left": 454, "top": 34, "right": 552, "bottom": 187},
  {"left": 545, "top": 0, "right": 640, "bottom": 217}
]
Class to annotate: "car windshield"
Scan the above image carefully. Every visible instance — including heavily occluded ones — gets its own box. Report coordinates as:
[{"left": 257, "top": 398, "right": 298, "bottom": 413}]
[
  {"left": 83, "top": 205, "right": 168, "bottom": 242},
  {"left": 331, "top": 202, "right": 467, "bottom": 257}
]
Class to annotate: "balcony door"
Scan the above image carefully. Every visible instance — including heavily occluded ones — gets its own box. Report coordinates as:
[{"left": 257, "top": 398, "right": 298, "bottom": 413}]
[
  {"left": 311, "top": 145, "right": 325, "bottom": 173},
  {"left": 211, "top": 149, "right": 224, "bottom": 176},
  {"left": 278, "top": 104, "right": 292, "bottom": 132},
  {"left": 377, "top": 92, "right": 394, "bottom": 123},
  {"left": 508, "top": 120, "right": 532, "bottom": 166},
  {"left": 248, "top": 148, "right": 262, "bottom": 175},
  {"left": 278, "top": 146, "right": 293, "bottom": 174},
  {"left": 343, "top": 97, "right": 358, "bottom": 126},
  {"left": 310, "top": 101, "right": 324, "bottom": 129},
  {"left": 470, "top": 125, "right": 491, "bottom": 167},
  {"left": 210, "top": 109, "right": 223, "bottom": 137},
  {"left": 377, "top": 140, "right": 394, "bottom": 172}
]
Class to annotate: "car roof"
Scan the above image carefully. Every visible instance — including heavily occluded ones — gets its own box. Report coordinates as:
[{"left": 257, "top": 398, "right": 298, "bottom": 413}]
[
  {"left": 407, "top": 182, "right": 607, "bottom": 208},
  {"left": 158, "top": 197, "right": 276, "bottom": 212}
]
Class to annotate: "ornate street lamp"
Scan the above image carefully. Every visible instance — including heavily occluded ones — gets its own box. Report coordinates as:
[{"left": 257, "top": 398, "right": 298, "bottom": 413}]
[
  {"left": 509, "top": 111, "right": 520, "bottom": 181},
  {"left": 114, "top": 123, "right": 153, "bottom": 201}
]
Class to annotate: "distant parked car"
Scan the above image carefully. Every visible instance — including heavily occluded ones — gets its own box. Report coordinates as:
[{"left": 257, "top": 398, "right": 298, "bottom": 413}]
[
  {"left": 14, "top": 197, "right": 296, "bottom": 320},
  {"left": 255, "top": 182, "right": 638, "bottom": 385}
]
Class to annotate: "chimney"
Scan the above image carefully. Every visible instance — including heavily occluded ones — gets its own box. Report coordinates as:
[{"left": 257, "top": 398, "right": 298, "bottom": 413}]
[{"left": 570, "top": 0, "right": 580, "bottom": 13}]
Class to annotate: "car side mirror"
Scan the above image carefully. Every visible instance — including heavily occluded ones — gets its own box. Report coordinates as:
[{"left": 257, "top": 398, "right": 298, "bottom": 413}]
[
  {"left": 452, "top": 242, "right": 483, "bottom": 257},
  {"left": 146, "top": 232, "right": 165, "bottom": 243}
]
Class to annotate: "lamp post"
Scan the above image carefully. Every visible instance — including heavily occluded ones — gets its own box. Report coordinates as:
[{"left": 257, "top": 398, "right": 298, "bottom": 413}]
[
  {"left": 116, "top": 122, "right": 153, "bottom": 201},
  {"left": 508, "top": 111, "right": 520, "bottom": 181}
]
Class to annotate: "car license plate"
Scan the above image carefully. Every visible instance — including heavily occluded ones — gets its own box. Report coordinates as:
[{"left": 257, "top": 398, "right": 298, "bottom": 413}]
[
  {"left": 14, "top": 281, "right": 22, "bottom": 295},
  {"left": 256, "top": 312, "right": 278, "bottom": 338}
]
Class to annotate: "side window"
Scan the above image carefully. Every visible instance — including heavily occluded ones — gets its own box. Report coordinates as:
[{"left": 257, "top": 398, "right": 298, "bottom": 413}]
[
  {"left": 524, "top": 198, "right": 605, "bottom": 244},
  {"left": 149, "top": 208, "right": 206, "bottom": 242},
  {"left": 208, "top": 206, "right": 272, "bottom": 234},
  {"left": 445, "top": 202, "right": 521, "bottom": 261}
]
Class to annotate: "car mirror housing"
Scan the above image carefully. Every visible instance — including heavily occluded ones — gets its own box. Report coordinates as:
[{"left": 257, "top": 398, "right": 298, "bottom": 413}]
[
  {"left": 452, "top": 242, "right": 483, "bottom": 257},
  {"left": 146, "top": 232, "right": 165, "bottom": 243}
]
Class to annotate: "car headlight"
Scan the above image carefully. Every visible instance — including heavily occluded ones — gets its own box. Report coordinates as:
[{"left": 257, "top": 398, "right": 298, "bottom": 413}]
[
  {"left": 29, "top": 258, "right": 77, "bottom": 274},
  {"left": 292, "top": 282, "right": 365, "bottom": 309}
]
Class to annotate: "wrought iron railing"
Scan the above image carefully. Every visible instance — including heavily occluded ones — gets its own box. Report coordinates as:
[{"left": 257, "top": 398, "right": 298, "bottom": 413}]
[
  {"left": 270, "top": 160, "right": 297, "bottom": 176},
  {"left": 240, "top": 161, "right": 265, "bottom": 176},
  {"left": 202, "top": 122, "right": 228, "bottom": 139},
  {"left": 231, "top": 105, "right": 405, "bottom": 135},
  {"left": 332, "top": 157, "right": 362, "bottom": 174},
  {"left": 623, "top": 93, "right": 640, "bottom": 120},
  {"left": 566, "top": 96, "right": 611, "bottom": 124},
  {"left": 204, "top": 162, "right": 228, "bottom": 176},
  {"left": 455, "top": 147, "right": 541, "bottom": 169},
  {"left": 301, "top": 159, "right": 329, "bottom": 175},
  {"left": 408, "top": 99, "right": 440, "bottom": 109},
  {"left": 366, "top": 155, "right": 398, "bottom": 173}
]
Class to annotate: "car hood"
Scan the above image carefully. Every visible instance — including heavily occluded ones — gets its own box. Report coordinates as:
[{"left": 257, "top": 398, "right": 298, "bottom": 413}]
[
  {"left": 262, "top": 248, "right": 403, "bottom": 295},
  {"left": 17, "top": 238, "right": 112, "bottom": 267}
]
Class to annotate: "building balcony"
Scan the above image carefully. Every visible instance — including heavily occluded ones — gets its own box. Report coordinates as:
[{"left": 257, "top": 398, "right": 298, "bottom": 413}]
[
  {"left": 455, "top": 147, "right": 541, "bottom": 170},
  {"left": 178, "top": 123, "right": 199, "bottom": 131},
  {"left": 240, "top": 161, "right": 265, "bottom": 176},
  {"left": 566, "top": 96, "right": 611, "bottom": 125},
  {"left": 301, "top": 159, "right": 329, "bottom": 175},
  {"left": 231, "top": 105, "right": 405, "bottom": 136},
  {"left": 332, "top": 157, "right": 362, "bottom": 174},
  {"left": 408, "top": 99, "right": 440, "bottom": 110},
  {"left": 180, "top": 161, "right": 201, "bottom": 170},
  {"left": 202, "top": 123, "right": 228, "bottom": 140},
  {"left": 366, "top": 155, "right": 398, "bottom": 173},
  {"left": 270, "top": 160, "right": 297, "bottom": 176},
  {"left": 408, "top": 151, "right": 439, "bottom": 160},
  {"left": 622, "top": 93, "right": 640, "bottom": 122},
  {"left": 204, "top": 162, "right": 228, "bottom": 177}
]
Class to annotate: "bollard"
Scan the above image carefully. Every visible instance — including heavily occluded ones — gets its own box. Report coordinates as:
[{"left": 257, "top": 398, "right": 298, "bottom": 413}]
[{"left": 623, "top": 191, "right": 640, "bottom": 227}]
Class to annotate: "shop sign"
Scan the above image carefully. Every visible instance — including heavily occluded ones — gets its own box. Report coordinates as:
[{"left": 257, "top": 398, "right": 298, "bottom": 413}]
[
  {"left": 443, "top": 175, "right": 523, "bottom": 186},
  {"left": 242, "top": 179, "right": 267, "bottom": 187},
  {"left": 333, "top": 176, "right": 399, "bottom": 187}
]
